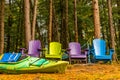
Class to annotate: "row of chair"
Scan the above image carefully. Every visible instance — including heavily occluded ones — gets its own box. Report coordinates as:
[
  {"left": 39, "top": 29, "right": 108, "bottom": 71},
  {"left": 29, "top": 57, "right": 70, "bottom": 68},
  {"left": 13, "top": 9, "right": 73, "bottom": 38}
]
[{"left": 20, "top": 39, "right": 114, "bottom": 64}]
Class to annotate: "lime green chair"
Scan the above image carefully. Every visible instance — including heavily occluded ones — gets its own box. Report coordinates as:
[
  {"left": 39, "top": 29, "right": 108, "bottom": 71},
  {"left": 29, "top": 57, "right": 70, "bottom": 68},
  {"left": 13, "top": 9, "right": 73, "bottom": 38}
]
[{"left": 45, "top": 42, "right": 65, "bottom": 60}]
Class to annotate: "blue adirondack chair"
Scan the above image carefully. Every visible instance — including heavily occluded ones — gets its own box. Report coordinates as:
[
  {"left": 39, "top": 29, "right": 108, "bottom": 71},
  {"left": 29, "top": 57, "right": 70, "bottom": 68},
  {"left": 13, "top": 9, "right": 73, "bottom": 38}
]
[{"left": 90, "top": 39, "right": 114, "bottom": 63}]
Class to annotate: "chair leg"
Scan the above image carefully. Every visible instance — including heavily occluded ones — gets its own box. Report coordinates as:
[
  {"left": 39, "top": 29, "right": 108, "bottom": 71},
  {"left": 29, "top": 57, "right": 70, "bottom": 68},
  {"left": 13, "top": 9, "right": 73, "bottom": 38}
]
[
  {"left": 88, "top": 54, "right": 91, "bottom": 63},
  {"left": 69, "top": 57, "right": 71, "bottom": 64},
  {"left": 86, "top": 58, "right": 87, "bottom": 63},
  {"left": 93, "top": 58, "right": 96, "bottom": 63},
  {"left": 109, "top": 60, "right": 112, "bottom": 64}
]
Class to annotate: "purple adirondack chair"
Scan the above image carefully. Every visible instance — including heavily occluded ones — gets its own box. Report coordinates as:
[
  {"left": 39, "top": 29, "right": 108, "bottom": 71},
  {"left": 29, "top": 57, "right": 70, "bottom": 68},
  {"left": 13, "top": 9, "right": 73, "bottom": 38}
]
[
  {"left": 68, "top": 42, "right": 88, "bottom": 64},
  {"left": 20, "top": 40, "right": 41, "bottom": 57},
  {"left": 28, "top": 40, "right": 41, "bottom": 57}
]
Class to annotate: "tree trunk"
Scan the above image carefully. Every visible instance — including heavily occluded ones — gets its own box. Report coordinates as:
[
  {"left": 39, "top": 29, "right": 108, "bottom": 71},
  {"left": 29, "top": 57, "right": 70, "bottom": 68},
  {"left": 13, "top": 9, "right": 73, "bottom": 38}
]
[
  {"left": 31, "top": 0, "right": 38, "bottom": 40},
  {"left": 101, "top": 0, "right": 106, "bottom": 39},
  {"left": 60, "top": 0, "right": 68, "bottom": 48},
  {"left": 19, "top": 0, "right": 24, "bottom": 48},
  {"left": 48, "top": 0, "right": 53, "bottom": 43},
  {"left": 52, "top": 5, "right": 59, "bottom": 42},
  {"left": 0, "top": 0, "right": 5, "bottom": 54},
  {"left": 117, "top": 0, "right": 120, "bottom": 49},
  {"left": 24, "top": 0, "right": 31, "bottom": 48},
  {"left": 74, "top": 0, "right": 78, "bottom": 42},
  {"left": 92, "top": 0, "right": 101, "bottom": 38},
  {"left": 6, "top": 0, "right": 12, "bottom": 52},
  {"left": 107, "top": 0, "right": 116, "bottom": 61},
  {"left": 65, "top": 0, "right": 69, "bottom": 46},
  {"left": 6, "top": 16, "right": 11, "bottom": 52}
]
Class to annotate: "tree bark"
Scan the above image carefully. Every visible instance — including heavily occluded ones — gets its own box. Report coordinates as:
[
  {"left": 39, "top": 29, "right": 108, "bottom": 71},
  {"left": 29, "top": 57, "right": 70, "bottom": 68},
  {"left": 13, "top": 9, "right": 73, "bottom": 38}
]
[
  {"left": 74, "top": 0, "right": 78, "bottom": 42},
  {"left": 48, "top": 0, "right": 53, "bottom": 43},
  {"left": 0, "top": 0, "right": 5, "bottom": 54},
  {"left": 52, "top": 5, "right": 59, "bottom": 42},
  {"left": 117, "top": 0, "right": 120, "bottom": 49},
  {"left": 31, "top": 0, "right": 38, "bottom": 40},
  {"left": 92, "top": 0, "right": 101, "bottom": 38},
  {"left": 107, "top": 0, "right": 116, "bottom": 61},
  {"left": 24, "top": 0, "right": 31, "bottom": 48},
  {"left": 60, "top": 0, "right": 68, "bottom": 48},
  {"left": 65, "top": 0, "right": 69, "bottom": 45}
]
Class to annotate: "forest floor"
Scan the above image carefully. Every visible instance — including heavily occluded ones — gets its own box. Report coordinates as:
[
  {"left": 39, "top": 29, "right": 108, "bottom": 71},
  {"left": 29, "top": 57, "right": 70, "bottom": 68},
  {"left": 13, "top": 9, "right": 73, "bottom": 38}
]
[{"left": 0, "top": 62, "right": 120, "bottom": 80}]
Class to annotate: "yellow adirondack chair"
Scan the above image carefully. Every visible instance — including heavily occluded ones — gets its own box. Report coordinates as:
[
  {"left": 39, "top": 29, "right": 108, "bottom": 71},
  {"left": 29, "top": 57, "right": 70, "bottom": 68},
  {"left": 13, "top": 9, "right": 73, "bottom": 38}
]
[{"left": 45, "top": 42, "right": 65, "bottom": 60}]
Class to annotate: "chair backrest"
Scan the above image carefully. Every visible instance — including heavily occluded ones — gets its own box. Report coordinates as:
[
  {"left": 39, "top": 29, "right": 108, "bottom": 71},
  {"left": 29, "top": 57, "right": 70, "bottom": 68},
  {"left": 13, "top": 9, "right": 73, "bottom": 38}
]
[
  {"left": 49, "top": 42, "right": 61, "bottom": 55},
  {"left": 69, "top": 42, "right": 81, "bottom": 55},
  {"left": 0, "top": 53, "right": 12, "bottom": 62},
  {"left": 93, "top": 39, "right": 106, "bottom": 56},
  {"left": 0, "top": 52, "right": 21, "bottom": 62},
  {"left": 28, "top": 40, "right": 41, "bottom": 57},
  {"left": 8, "top": 53, "right": 22, "bottom": 62}
]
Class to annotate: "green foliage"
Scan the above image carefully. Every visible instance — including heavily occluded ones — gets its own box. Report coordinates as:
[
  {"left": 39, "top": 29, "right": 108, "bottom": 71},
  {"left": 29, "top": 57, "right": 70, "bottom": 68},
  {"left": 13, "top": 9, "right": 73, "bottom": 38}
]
[{"left": 3, "top": 0, "right": 120, "bottom": 55}]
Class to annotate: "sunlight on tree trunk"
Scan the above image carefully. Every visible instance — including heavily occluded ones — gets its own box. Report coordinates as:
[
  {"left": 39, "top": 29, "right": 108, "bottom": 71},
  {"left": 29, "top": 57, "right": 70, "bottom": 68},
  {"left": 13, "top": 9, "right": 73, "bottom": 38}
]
[
  {"left": 74, "top": 0, "right": 78, "bottom": 42},
  {"left": 52, "top": 5, "right": 59, "bottom": 42},
  {"left": 117, "top": 0, "right": 120, "bottom": 47},
  {"left": 107, "top": 0, "right": 116, "bottom": 61},
  {"left": 31, "top": 0, "right": 38, "bottom": 40},
  {"left": 65, "top": 0, "right": 69, "bottom": 45},
  {"left": 0, "top": 0, "right": 4, "bottom": 54},
  {"left": 24, "top": 0, "right": 31, "bottom": 48},
  {"left": 92, "top": 0, "right": 101, "bottom": 38},
  {"left": 48, "top": 0, "right": 52, "bottom": 43}
]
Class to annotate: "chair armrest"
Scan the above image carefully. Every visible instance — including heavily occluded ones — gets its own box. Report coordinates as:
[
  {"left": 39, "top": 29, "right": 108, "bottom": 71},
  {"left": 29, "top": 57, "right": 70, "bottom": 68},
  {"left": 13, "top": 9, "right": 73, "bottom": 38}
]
[
  {"left": 88, "top": 49, "right": 95, "bottom": 57},
  {"left": 90, "top": 48, "right": 94, "bottom": 51},
  {"left": 42, "top": 48, "right": 47, "bottom": 51},
  {"left": 61, "top": 49, "right": 66, "bottom": 52},
  {"left": 37, "top": 48, "right": 41, "bottom": 51},
  {"left": 19, "top": 48, "right": 27, "bottom": 50},
  {"left": 37, "top": 48, "right": 46, "bottom": 51},
  {"left": 42, "top": 48, "right": 48, "bottom": 55},
  {"left": 37, "top": 48, "right": 46, "bottom": 57},
  {"left": 109, "top": 49, "right": 114, "bottom": 55},
  {"left": 64, "top": 48, "right": 71, "bottom": 53},
  {"left": 61, "top": 48, "right": 71, "bottom": 54},
  {"left": 66, "top": 48, "right": 71, "bottom": 51},
  {"left": 19, "top": 48, "right": 28, "bottom": 54},
  {"left": 60, "top": 49, "right": 66, "bottom": 55},
  {"left": 81, "top": 49, "right": 89, "bottom": 55}
]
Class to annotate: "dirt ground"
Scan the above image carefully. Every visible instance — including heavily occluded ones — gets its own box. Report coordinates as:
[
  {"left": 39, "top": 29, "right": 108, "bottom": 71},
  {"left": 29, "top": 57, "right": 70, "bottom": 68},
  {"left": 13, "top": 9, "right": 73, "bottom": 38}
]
[{"left": 0, "top": 63, "right": 120, "bottom": 80}]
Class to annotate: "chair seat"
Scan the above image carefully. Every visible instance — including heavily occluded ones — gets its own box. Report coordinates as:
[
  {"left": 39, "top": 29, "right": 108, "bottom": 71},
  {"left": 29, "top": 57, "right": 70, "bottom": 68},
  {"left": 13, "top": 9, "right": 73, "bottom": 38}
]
[
  {"left": 45, "top": 54, "right": 62, "bottom": 59},
  {"left": 95, "top": 55, "right": 112, "bottom": 60},
  {"left": 70, "top": 54, "right": 87, "bottom": 58},
  {"left": 28, "top": 54, "right": 40, "bottom": 57}
]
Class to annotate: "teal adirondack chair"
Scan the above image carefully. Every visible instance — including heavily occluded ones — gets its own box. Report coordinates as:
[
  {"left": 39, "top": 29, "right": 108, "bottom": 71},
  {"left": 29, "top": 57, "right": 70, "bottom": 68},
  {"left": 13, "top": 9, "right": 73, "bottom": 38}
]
[{"left": 45, "top": 42, "right": 65, "bottom": 60}]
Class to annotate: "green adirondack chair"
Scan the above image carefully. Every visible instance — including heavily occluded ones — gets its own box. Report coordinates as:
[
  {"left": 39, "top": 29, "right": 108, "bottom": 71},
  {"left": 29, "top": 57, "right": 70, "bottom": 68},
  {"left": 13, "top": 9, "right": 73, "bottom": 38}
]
[{"left": 45, "top": 42, "right": 65, "bottom": 60}]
